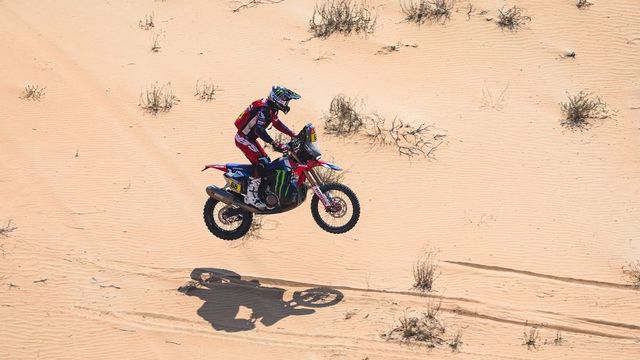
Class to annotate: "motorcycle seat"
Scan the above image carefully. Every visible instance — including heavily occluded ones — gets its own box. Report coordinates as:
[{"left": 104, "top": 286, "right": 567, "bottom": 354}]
[{"left": 226, "top": 163, "right": 255, "bottom": 174}]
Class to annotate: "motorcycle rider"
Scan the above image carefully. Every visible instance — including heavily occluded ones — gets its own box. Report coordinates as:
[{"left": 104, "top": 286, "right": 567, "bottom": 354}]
[{"left": 234, "top": 86, "right": 300, "bottom": 210}]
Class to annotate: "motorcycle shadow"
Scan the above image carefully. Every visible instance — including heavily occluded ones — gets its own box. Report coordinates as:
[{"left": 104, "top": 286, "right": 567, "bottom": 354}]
[{"left": 182, "top": 267, "right": 344, "bottom": 332}]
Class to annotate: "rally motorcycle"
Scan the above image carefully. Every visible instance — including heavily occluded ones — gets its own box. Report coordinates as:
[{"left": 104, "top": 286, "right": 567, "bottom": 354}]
[{"left": 202, "top": 123, "right": 360, "bottom": 240}]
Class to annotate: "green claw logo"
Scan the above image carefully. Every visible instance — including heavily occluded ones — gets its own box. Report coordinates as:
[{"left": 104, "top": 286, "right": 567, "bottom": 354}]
[{"left": 274, "top": 169, "right": 290, "bottom": 198}]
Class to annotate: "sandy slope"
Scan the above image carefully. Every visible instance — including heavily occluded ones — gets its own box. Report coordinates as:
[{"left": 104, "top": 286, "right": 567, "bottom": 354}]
[{"left": 1, "top": 0, "right": 639, "bottom": 358}]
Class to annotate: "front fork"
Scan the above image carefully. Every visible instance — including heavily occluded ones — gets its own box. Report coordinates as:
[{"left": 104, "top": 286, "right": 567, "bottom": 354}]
[{"left": 305, "top": 168, "right": 333, "bottom": 209}]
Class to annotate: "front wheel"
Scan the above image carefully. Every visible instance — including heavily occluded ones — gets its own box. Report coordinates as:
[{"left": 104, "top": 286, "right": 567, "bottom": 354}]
[
  {"left": 203, "top": 197, "right": 253, "bottom": 240},
  {"left": 310, "top": 183, "right": 360, "bottom": 234}
]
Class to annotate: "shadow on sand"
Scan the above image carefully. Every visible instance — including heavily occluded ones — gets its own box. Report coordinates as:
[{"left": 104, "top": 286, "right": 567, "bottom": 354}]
[{"left": 181, "top": 267, "right": 344, "bottom": 332}]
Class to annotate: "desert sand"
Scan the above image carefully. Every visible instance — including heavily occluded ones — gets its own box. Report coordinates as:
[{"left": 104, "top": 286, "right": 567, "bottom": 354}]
[{"left": 1, "top": 0, "right": 639, "bottom": 359}]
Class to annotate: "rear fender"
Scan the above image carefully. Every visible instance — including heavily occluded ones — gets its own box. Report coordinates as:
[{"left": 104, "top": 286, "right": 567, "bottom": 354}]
[{"left": 202, "top": 164, "right": 228, "bottom": 172}]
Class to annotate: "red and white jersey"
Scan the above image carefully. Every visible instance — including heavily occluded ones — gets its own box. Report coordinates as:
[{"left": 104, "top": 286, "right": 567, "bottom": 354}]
[{"left": 234, "top": 99, "right": 294, "bottom": 143}]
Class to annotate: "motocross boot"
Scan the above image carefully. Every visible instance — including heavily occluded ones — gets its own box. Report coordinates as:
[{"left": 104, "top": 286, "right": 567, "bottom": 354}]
[{"left": 244, "top": 177, "right": 267, "bottom": 210}]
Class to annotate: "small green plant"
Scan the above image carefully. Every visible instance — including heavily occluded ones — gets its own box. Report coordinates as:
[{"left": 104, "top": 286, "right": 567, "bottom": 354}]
[
  {"left": 412, "top": 250, "right": 439, "bottom": 292},
  {"left": 309, "top": 0, "right": 377, "bottom": 38},
  {"left": 560, "top": 91, "right": 612, "bottom": 130},
  {"left": 496, "top": 5, "right": 531, "bottom": 31},
  {"left": 401, "top": 0, "right": 455, "bottom": 25},
  {"left": 324, "top": 94, "right": 368, "bottom": 137},
  {"left": 138, "top": 13, "right": 155, "bottom": 30},
  {"left": 623, "top": 261, "right": 640, "bottom": 287},
  {"left": 576, "top": 0, "right": 593, "bottom": 9},
  {"left": 139, "top": 82, "right": 180, "bottom": 115},
  {"left": 194, "top": 79, "right": 220, "bottom": 101},
  {"left": 523, "top": 323, "right": 542, "bottom": 350},
  {"left": 20, "top": 85, "right": 46, "bottom": 101}
]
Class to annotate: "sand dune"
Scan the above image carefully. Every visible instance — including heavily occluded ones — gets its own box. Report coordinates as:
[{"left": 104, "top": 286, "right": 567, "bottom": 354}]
[{"left": 1, "top": 0, "right": 639, "bottom": 358}]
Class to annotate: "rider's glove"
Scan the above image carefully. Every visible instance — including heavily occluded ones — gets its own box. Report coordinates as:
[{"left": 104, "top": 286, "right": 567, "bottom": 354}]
[{"left": 272, "top": 142, "right": 289, "bottom": 153}]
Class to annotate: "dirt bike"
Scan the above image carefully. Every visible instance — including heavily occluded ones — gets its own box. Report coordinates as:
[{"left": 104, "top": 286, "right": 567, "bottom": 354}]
[{"left": 202, "top": 123, "right": 360, "bottom": 240}]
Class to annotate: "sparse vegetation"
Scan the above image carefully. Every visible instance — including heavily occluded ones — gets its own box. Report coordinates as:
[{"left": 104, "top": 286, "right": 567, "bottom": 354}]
[
  {"left": 560, "top": 91, "right": 612, "bottom": 130},
  {"left": 496, "top": 5, "right": 531, "bottom": 31},
  {"left": 309, "top": 0, "right": 377, "bottom": 39},
  {"left": 138, "top": 82, "right": 180, "bottom": 115},
  {"left": 400, "top": 0, "right": 455, "bottom": 25},
  {"left": 243, "top": 215, "right": 264, "bottom": 241},
  {"left": 324, "top": 94, "right": 368, "bottom": 137},
  {"left": 194, "top": 79, "right": 220, "bottom": 101},
  {"left": 448, "top": 330, "right": 463, "bottom": 352},
  {"left": 151, "top": 32, "right": 163, "bottom": 52},
  {"left": 623, "top": 261, "right": 640, "bottom": 287},
  {"left": 412, "top": 250, "right": 439, "bottom": 292},
  {"left": 384, "top": 300, "right": 446, "bottom": 347},
  {"left": 576, "top": 0, "right": 593, "bottom": 9},
  {"left": 0, "top": 220, "right": 17, "bottom": 238},
  {"left": 481, "top": 82, "right": 509, "bottom": 110},
  {"left": 20, "top": 85, "right": 46, "bottom": 101},
  {"left": 366, "top": 116, "right": 447, "bottom": 159},
  {"left": 233, "top": 0, "right": 285, "bottom": 13},
  {"left": 523, "top": 323, "right": 542, "bottom": 350},
  {"left": 138, "top": 13, "right": 155, "bottom": 30},
  {"left": 375, "top": 42, "right": 418, "bottom": 55},
  {"left": 553, "top": 331, "right": 566, "bottom": 345}
]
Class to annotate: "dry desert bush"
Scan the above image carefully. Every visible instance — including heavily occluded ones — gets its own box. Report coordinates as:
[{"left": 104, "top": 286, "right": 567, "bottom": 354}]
[
  {"left": 367, "top": 116, "right": 446, "bottom": 159},
  {"left": 496, "top": 5, "right": 531, "bottom": 31},
  {"left": 194, "top": 79, "right": 220, "bottom": 101},
  {"left": 0, "top": 220, "right": 17, "bottom": 238},
  {"left": 623, "top": 261, "right": 640, "bottom": 287},
  {"left": 412, "top": 250, "right": 439, "bottom": 292},
  {"left": 20, "top": 85, "right": 46, "bottom": 101},
  {"left": 400, "top": 0, "right": 454, "bottom": 25},
  {"left": 309, "top": 0, "right": 377, "bottom": 38},
  {"left": 151, "top": 32, "right": 163, "bottom": 52},
  {"left": 384, "top": 300, "right": 446, "bottom": 347},
  {"left": 576, "top": 0, "right": 593, "bottom": 9},
  {"left": 560, "top": 91, "right": 612, "bottom": 130},
  {"left": 448, "top": 330, "right": 463, "bottom": 352},
  {"left": 522, "top": 323, "right": 542, "bottom": 350},
  {"left": 233, "top": 0, "right": 285, "bottom": 12},
  {"left": 138, "top": 13, "right": 155, "bottom": 30},
  {"left": 553, "top": 330, "right": 566, "bottom": 345},
  {"left": 324, "top": 94, "right": 368, "bottom": 136},
  {"left": 323, "top": 94, "right": 447, "bottom": 159},
  {"left": 139, "top": 82, "right": 180, "bottom": 115}
]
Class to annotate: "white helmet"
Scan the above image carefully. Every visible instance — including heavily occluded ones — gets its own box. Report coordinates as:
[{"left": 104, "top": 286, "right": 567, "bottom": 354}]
[{"left": 267, "top": 86, "right": 301, "bottom": 114}]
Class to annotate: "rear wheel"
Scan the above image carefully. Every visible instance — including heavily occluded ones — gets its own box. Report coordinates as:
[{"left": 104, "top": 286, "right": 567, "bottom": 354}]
[
  {"left": 311, "top": 183, "right": 360, "bottom": 234},
  {"left": 203, "top": 197, "right": 253, "bottom": 240}
]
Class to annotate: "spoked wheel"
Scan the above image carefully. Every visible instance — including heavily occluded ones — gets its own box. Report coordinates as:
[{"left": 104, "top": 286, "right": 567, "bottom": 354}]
[
  {"left": 203, "top": 198, "right": 253, "bottom": 240},
  {"left": 310, "top": 183, "right": 360, "bottom": 234}
]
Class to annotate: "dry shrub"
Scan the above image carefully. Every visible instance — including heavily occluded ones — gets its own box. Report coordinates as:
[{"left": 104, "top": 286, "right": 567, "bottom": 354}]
[
  {"left": 384, "top": 300, "right": 446, "bottom": 347},
  {"left": 0, "top": 220, "right": 17, "bottom": 238},
  {"left": 523, "top": 323, "right": 542, "bottom": 350},
  {"left": 233, "top": 0, "right": 285, "bottom": 12},
  {"left": 243, "top": 215, "right": 264, "bottom": 241},
  {"left": 553, "top": 330, "right": 566, "bottom": 345},
  {"left": 367, "top": 116, "right": 447, "bottom": 159},
  {"left": 496, "top": 5, "right": 531, "bottom": 31},
  {"left": 401, "top": 0, "right": 454, "bottom": 25},
  {"left": 194, "top": 79, "right": 220, "bottom": 101},
  {"left": 448, "top": 330, "right": 463, "bottom": 352},
  {"left": 560, "top": 91, "right": 612, "bottom": 130},
  {"left": 20, "top": 85, "right": 46, "bottom": 101},
  {"left": 324, "top": 94, "right": 368, "bottom": 136},
  {"left": 375, "top": 41, "right": 418, "bottom": 55},
  {"left": 151, "top": 32, "right": 163, "bottom": 52},
  {"left": 138, "top": 13, "right": 155, "bottom": 30},
  {"left": 576, "top": 0, "right": 593, "bottom": 9},
  {"left": 412, "top": 251, "right": 439, "bottom": 292},
  {"left": 309, "top": 0, "right": 377, "bottom": 38},
  {"left": 139, "top": 82, "right": 180, "bottom": 115},
  {"left": 623, "top": 261, "right": 640, "bottom": 287}
]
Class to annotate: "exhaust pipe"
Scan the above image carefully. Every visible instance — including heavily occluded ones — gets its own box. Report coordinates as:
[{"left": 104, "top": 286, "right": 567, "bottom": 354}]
[{"left": 206, "top": 185, "right": 261, "bottom": 213}]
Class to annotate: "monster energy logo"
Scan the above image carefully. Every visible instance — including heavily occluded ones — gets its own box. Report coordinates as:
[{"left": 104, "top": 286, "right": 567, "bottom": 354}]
[{"left": 274, "top": 169, "right": 290, "bottom": 198}]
